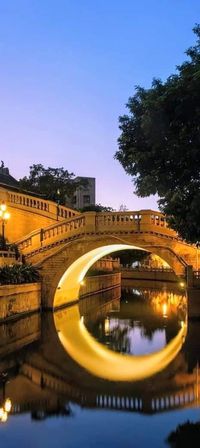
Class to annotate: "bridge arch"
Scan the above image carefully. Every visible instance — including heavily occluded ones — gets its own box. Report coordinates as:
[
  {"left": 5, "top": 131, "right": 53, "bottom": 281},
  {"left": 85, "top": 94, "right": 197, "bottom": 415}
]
[
  {"left": 54, "top": 244, "right": 140, "bottom": 308},
  {"left": 52, "top": 240, "right": 184, "bottom": 309}
]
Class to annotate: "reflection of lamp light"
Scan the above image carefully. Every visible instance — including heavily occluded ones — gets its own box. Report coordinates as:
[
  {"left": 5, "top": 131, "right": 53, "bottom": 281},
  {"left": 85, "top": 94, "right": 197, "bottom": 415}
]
[
  {"left": 0, "top": 398, "right": 12, "bottom": 423},
  {"left": 162, "top": 303, "right": 168, "bottom": 318},
  {"left": 4, "top": 398, "right": 11, "bottom": 413},
  {"left": 1, "top": 411, "right": 7, "bottom": 422},
  {"left": 104, "top": 318, "right": 110, "bottom": 335},
  {"left": 179, "top": 282, "right": 185, "bottom": 288}
]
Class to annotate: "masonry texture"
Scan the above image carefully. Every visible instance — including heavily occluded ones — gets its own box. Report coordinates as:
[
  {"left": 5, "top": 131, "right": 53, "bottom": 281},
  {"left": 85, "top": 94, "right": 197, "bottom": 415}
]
[{"left": 0, "top": 283, "right": 41, "bottom": 320}]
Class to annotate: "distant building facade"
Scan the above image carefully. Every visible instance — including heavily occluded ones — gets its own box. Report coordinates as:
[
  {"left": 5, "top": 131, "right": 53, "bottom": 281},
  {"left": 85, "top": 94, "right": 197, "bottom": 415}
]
[
  {"left": 0, "top": 162, "right": 96, "bottom": 212},
  {"left": 72, "top": 177, "right": 96, "bottom": 209}
]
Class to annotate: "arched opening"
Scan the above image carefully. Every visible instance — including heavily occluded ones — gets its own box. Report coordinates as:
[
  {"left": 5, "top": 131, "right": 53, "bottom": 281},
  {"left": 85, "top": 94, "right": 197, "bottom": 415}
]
[
  {"left": 53, "top": 243, "right": 183, "bottom": 309},
  {"left": 53, "top": 243, "right": 187, "bottom": 382}
]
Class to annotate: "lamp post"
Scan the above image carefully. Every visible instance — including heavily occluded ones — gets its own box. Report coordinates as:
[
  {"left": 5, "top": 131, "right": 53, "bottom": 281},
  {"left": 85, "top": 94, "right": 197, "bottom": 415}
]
[
  {"left": 56, "top": 189, "right": 61, "bottom": 221},
  {"left": 196, "top": 242, "right": 200, "bottom": 273},
  {"left": 0, "top": 203, "right": 10, "bottom": 249}
]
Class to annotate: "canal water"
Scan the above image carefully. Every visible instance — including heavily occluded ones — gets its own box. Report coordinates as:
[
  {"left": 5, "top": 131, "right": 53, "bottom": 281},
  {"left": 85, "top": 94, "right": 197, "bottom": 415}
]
[{"left": 0, "top": 281, "right": 199, "bottom": 447}]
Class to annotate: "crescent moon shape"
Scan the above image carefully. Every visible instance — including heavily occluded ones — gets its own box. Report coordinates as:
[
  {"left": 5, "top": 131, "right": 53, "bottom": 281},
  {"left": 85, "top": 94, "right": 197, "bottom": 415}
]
[{"left": 54, "top": 305, "right": 187, "bottom": 382}]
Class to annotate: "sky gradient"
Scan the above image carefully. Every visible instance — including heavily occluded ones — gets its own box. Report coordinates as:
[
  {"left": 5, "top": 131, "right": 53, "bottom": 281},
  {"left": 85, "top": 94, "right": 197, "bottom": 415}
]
[{"left": 0, "top": 0, "right": 200, "bottom": 210}]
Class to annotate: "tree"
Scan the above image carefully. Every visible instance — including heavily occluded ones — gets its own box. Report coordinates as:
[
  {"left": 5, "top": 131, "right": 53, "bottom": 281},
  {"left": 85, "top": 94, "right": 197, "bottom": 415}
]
[
  {"left": 80, "top": 203, "right": 115, "bottom": 212},
  {"left": 167, "top": 421, "right": 200, "bottom": 447},
  {"left": 115, "top": 24, "right": 200, "bottom": 242},
  {"left": 19, "top": 164, "right": 87, "bottom": 206},
  {"left": 114, "top": 249, "right": 148, "bottom": 267},
  {"left": 119, "top": 204, "right": 128, "bottom": 211}
]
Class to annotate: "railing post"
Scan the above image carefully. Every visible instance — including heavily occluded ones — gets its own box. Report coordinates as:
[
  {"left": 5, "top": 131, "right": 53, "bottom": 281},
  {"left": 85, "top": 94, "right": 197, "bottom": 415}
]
[
  {"left": 84, "top": 212, "right": 97, "bottom": 233},
  {"left": 40, "top": 228, "right": 44, "bottom": 246},
  {"left": 140, "top": 212, "right": 152, "bottom": 227}
]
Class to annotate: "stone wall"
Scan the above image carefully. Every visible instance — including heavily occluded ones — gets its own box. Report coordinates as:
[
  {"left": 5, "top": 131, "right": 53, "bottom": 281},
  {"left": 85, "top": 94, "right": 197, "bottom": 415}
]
[
  {"left": 0, "top": 251, "right": 19, "bottom": 266},
  {"left": 79, "top": 272, "right": 121, "bottom": 298},
  {"left": 92, "top": 257, "right": 120, "bottom": 272},
  {"left": 0, "top": 283, "right": 41, "bottom": 321},
  {"left": 121, "top": 268, "right": 179, "bottom": 283}
]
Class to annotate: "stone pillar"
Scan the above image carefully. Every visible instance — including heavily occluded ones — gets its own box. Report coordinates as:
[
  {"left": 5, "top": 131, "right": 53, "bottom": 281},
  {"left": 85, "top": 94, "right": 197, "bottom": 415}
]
[{"left": 85, "top": 212, "right": 96, "bottom": 233}]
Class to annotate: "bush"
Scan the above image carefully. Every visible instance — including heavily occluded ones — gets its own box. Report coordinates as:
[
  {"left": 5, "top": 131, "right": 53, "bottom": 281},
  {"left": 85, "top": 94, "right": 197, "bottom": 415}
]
[{"left": 0, "top": 264, "right": 40, "bottom": 285}]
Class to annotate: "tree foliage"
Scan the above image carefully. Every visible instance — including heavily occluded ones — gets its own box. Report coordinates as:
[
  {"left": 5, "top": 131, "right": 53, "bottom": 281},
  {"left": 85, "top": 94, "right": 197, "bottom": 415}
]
[
  {"left": 80, "top": 203, "right": 115, "bottom": 212},
  {"left": 114, "top": 249, "right": 148, "bottom": 267},
  {"left": 115, "top": 24, "right": 200, "bottom": 242},
  {"left": 167, "top": 420, "right": 200, "bottom": 447},
  {"left": 19, "top": 164, "right": 86, "bottom": 206},
  {"left": 0, "top": 264, "right": 40, "bottom": 285}
]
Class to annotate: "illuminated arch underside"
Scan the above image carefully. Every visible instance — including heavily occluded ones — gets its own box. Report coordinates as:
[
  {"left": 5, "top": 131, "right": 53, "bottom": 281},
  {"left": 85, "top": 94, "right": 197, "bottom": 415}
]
[
  {"left": 54, "top": 244, "right": 174, "bottom": 308},
  {"left": 53, "top": 243, "right": 186, "bottom": 381}
]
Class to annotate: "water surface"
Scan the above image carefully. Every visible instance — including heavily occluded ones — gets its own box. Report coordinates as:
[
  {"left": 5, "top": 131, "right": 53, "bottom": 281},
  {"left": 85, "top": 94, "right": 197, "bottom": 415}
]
[{"left": 0, "top": 282, "right": 199, "bottom": 448}]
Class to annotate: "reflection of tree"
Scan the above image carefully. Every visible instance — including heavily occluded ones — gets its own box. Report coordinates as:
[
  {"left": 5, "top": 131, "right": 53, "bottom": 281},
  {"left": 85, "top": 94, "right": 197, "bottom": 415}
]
[
  {"left": 88, "top": 320, "right": 132, "bottom": 354},
  {"left": 85, "top": 286, "right": 185, "bottom": 354},
  {"left": 31, "top": 403, "right": 72, "bottom": 421},
  {"left": 114, "top": 249, "right": 149, "bottom": 267},
  {"left": 107, "top": 325, "right": 131, "bottom": 354},
  {"left": 167, "top": 421, "right": 200, "bottom": 447}
]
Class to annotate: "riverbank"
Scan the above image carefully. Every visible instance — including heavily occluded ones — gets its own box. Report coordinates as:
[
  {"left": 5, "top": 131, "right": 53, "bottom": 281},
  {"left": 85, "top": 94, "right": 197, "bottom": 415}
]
[
  {"left": 80, "top": 272, "right": 121, "bottom": 298},
  {"left": 0, "top": 283, "right": 41, "bottom": 321}
]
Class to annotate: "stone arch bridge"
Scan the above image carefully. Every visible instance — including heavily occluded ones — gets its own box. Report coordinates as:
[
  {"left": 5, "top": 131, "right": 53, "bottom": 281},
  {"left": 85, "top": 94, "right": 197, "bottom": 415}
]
[{"left": 16, "top": 210, "right": 197, "bottom": 309}]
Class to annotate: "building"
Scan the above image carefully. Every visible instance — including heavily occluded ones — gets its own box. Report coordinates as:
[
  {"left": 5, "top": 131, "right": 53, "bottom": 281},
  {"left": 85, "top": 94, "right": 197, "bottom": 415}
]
[
  {"left": 0, "top": 162, "right": 19, "bottom": 189},
  {"left": 0, "top": 162, "right": 96, "bottom": 212},
  {"left": 72, "top": 177, "right": 96, "bottom": 210}
]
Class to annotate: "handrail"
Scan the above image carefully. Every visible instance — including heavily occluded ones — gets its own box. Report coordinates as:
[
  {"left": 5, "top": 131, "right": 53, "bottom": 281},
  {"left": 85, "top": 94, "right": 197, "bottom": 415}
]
[
  {"left": 0, "top": 185, "right": 79, "bottom": 221},
  {"left": 15, "top": 210, "right": 187, "bottom": 256},
  {"left": 15, "top": 210, "right": 180, "bottom": 253}
]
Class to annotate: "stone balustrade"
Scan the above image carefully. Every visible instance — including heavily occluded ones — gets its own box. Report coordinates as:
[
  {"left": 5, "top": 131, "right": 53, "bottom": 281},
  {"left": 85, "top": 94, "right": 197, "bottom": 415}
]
[
  {"left": 8, "top": 190, "right": 78, "bottom": 220},
  {"left": 16, "top": 210, "right": 178, "bottom": 255},
  {"left": 0, "top": 250, "right": 19, "bottom": 266},
  {"left": 0, "top": 185, "right": 79, "bottom": 242}
]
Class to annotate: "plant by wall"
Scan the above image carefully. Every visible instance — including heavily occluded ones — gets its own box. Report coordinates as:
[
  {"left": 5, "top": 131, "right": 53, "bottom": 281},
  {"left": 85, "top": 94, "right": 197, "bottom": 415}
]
[{"left": 0, "top": 264, "right": 40, "bottom": 285}]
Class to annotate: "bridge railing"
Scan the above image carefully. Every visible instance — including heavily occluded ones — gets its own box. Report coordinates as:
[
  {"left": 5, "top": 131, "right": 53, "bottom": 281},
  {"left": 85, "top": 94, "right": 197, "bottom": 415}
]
[
  {"left": 16, "top": 210, "right": 178, "bottom": 255},
  {"left": 95, "top": 211, "right": 178, "bottom": 236},
  {"left": 17, "top": 214, "right": 86, "bottom": 252},
  {"left": 1, "top": 187, "right": 78, "bottom": 221},
  {"left": 121, "top": 266, "right": 174, "bottom": 272}
]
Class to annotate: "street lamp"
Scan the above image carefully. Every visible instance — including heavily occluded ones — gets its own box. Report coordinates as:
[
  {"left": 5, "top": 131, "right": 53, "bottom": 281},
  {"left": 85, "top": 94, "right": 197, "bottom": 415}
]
[
  {"left": 0, "top": 203, "right": 10, "bottom": 249},
  {"left": 196, "top": 241, "right": 200, "bottom": 272}
]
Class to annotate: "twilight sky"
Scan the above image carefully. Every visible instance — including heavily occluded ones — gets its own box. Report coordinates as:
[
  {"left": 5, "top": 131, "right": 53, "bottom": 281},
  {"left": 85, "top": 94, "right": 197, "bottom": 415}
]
[{"left": 0, "top": 0, "right": 199, "bottom": 210}]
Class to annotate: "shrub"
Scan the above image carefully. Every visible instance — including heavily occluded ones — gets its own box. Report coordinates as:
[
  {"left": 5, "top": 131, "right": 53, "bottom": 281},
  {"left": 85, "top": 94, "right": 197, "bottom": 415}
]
[{"left": 0, "top": 264, "right": 40, "bottom": 285}]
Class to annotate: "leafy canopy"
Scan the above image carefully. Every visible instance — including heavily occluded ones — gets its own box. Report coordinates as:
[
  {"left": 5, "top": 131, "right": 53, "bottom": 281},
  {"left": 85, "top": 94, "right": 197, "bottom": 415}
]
[
  {"left": 115, "top": 25, "right": 200, "bottom": 242},
  {"left": 19, "top": 164, "right": 86, "bottom": 206},
  {"left": 80, "top": 203, "right": 115, "bottom": 213}
]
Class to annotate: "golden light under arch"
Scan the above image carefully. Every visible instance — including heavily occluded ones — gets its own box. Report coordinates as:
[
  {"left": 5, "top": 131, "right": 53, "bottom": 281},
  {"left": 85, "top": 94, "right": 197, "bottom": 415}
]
[
  {"left": 54, "top": 243, "right": 173, "bottom": 308},
  {"left": 53, "top": 243, "right": 186, "bottom": 382}
]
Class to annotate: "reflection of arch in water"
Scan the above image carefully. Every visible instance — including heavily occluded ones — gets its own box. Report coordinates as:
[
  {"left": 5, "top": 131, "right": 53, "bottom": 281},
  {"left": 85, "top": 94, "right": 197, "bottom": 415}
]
[
  {"left": 54, "top": 243, "right": 181, "bottom": 308},
  {"left": 54, "top": 304, "right": 187, "bottom": 382}
]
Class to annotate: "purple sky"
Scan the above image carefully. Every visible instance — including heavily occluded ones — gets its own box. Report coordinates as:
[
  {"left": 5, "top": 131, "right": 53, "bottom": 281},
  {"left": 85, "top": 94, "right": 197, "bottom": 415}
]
[{"left": 0, "top": 1, "right": 199, "bottom": 210}]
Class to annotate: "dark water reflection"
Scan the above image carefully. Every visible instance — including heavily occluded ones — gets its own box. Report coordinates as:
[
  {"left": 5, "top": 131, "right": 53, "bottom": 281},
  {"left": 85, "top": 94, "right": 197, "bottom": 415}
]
[
  {"left": 0, "top": 282, "right": 199, "bottom": 448},
  {"left": 84, "top": 287, "right": 186, "bottom": 355}
]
